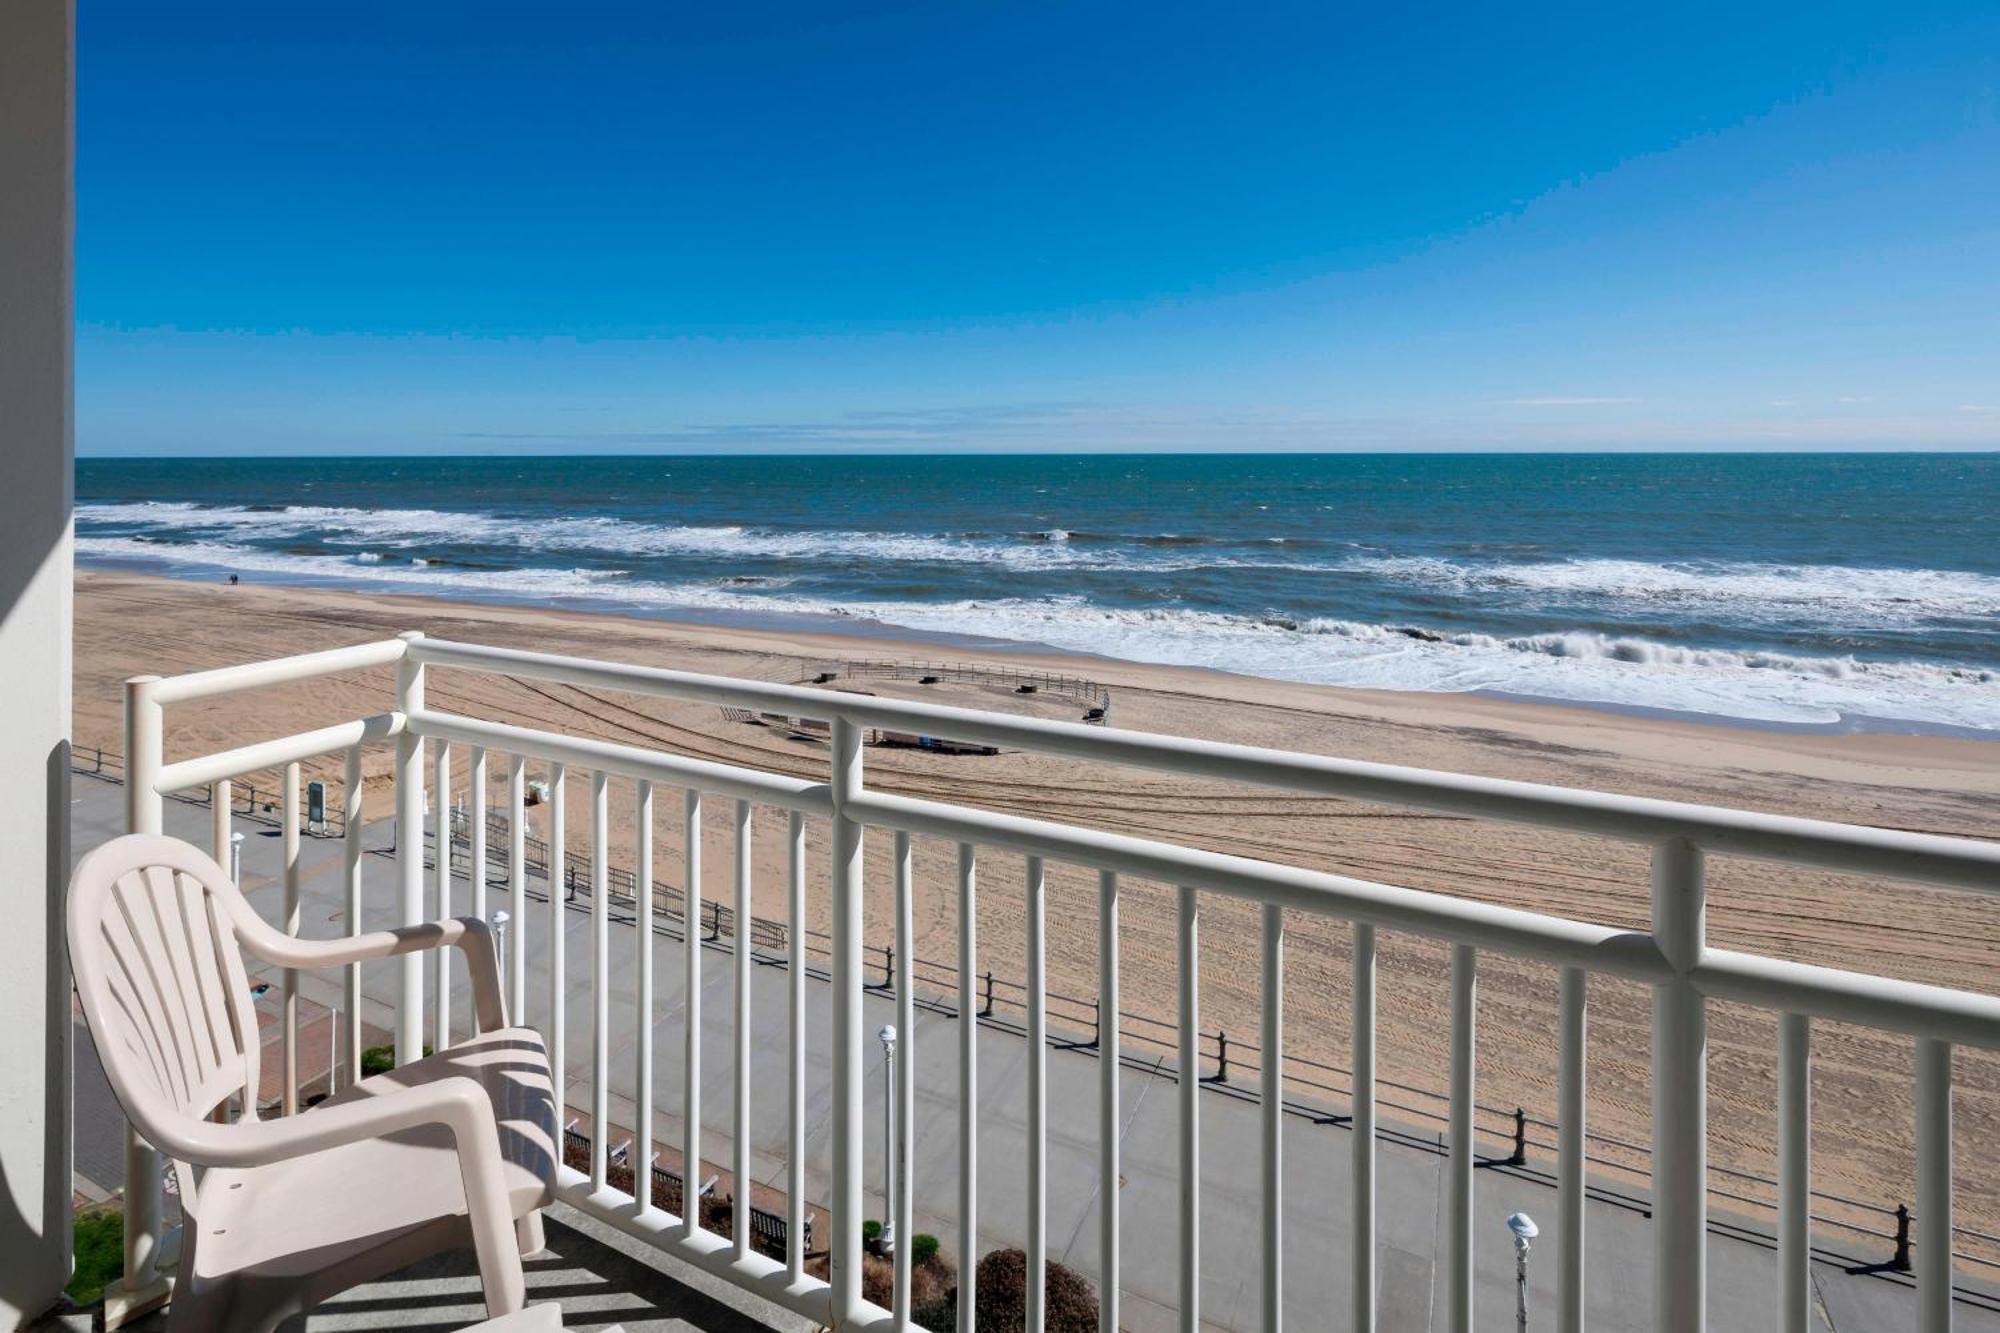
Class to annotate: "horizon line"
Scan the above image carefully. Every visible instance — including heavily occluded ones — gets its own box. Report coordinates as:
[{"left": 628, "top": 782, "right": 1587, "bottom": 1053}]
[{"left": 74, "top": 446, "right": 2000, "bottom": 461}]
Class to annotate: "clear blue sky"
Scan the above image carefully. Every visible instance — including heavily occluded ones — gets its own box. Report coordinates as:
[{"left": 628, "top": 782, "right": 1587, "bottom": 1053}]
[{"left": 78, "top": 2, "right": 2000, "bottom": 455}]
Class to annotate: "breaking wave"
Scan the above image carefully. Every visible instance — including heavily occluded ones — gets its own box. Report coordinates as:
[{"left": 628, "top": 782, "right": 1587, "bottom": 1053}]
[
  {"left": 78, "top": 501, "right": 2000, "bottom": 632},
  {"left": 1344, "top": 555, "right": 2000, "bottom": 626},
  {"left": 75, "top": 528, "right": 2000, "bottom": 731}
]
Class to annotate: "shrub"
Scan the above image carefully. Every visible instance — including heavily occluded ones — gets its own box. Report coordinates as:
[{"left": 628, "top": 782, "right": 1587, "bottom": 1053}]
[
  {"left": 909, "top": 1245, "right": 956, "bottom": 1314},
  {"left": 359, "top": 1043, "right": 431, "bottom": 1077},
  {"left": 862, "top": 1217, "right": 883, "bottom": 1243},
  {"left": 915, "top": 1247, "right": 1097, "bottom": 1332},
  {"left": 69, "top": 1207, "right": 124, "bottom": 1306},
  {"left": 863, "top": 1253, "right": 894, "bottom": 1306},
  {"left": 805, "top": 1251, "right": 894, "bottom": 1307},
  {"left": 911, "top": 1232, "right": 941, "bottom": 1266}
]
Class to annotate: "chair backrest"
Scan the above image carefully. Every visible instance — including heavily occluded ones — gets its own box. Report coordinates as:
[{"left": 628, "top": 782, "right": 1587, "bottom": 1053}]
[{"left": 68, "top": 834, "right": 266, "bottom": 1164}]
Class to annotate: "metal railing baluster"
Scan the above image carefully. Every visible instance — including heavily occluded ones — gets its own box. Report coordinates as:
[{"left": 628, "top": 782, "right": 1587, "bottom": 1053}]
[
  {"left": 960, "top": 843, "right": 982, "bottom": 1333},
  {"left": 501, "top": 753, "right": 525, "bottom": 1022},
  {"left": 683, "top": 784, "right": 703, "bottom": 1239},
  {"left": 892, "top": 830, "right": 915, "bottom": 1325},
  {"left": 343, "top": 747, "right": 363, "bottom": 1082},
  {"left": 636, "top": 780, "right": 655, "bottom": 1215},
  {"left": 282, "top": 760, "right": 301, "bottom": 1114},
  {"left": 1917, "top": 1038, "right": 1953, "bottom": 1333},
  {"left": 1179, "top": 883, "right": 1200, "bottom": 1333},
  {"left": 110, "top": 676, "right": 169, "bottom": 1325},
  {"left": 828, "top": 716, "right": 866, "bottom": 1324},
  {"left": 432, "top": 742, "right": 451, "bottom": 1050},
  {"left": 1027, "top": 855, "right": 1048, "bottom": 1333},
  {"left": 786, "top": 809, "right": 807, "bottom": 1281},
  {"left": 1777, "top": 1011, "right": 1810, "bottom": 1333},
  {"left": 1260, "top": 902, "right": 1284, "bottom": 1333},
  {"left": 1098, "top": 868, "right": 1119, "bottom": 1333},
  {"left": 591, "top": 770, "right": 610, "bottom": 1191},
  {"left": 1559, "top": 966, "right": 1589, "bottom": 1333},
  {"left": 1352, "top": 922, "right": 1377, "bottom": 1333},
  {"left": 393, "top": 632, "right": 426, "bottom": 1067},
  {"left": 547, "top": 763, "right": 567, "bottom": 1128},
  {"left": 734, "top": 798, "right": 754, "bottom": 1262},
  {"left": 1651, "top": 839, "right": 1706, "bottom": 1333},
  {"left": 211, "top": 778, "right": 231, "bottom": 866},
  {"left": 1448, "top": 942, "right": 1476, "bottom": 1333},
  {"left": 469, "top": 744, "right": 488, "bottom": 937}
]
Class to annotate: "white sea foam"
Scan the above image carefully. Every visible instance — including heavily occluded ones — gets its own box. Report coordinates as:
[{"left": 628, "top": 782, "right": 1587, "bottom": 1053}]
[
  {"left": 78, "top": 501, "right": 1108, "bottom": 571},
  {"left": 78, "top": 536, "right": 637, "bottom": 600},
  {"left": 78, "top": 531, "right": 2000, "bottom": 731},
  {"left": 79, "top": 502, "right": 2000, "bottom": 633},
  {"left": 651, "top": 589, "right": 2000, "bottom": 728},
  {"left": 1346, "top": 555, "right": 2000, "bottom": 625}
]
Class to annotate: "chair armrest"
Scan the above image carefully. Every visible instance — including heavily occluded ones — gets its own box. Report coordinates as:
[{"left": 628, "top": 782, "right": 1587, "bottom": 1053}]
[
  {"left": 157, "top": 1073, "right": 499, "bottom": 1170},
  {"left": 238, "top": 915, "right": 508, "bottom": 1031},
  {"left": 161, "top": 1074, "right": 530, "bottom": 1315}
]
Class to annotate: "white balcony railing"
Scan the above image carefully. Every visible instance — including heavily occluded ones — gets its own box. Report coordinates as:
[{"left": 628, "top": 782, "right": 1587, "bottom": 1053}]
[{"left": 107, "top": 633, "right": 2000, "bottom": 1332}]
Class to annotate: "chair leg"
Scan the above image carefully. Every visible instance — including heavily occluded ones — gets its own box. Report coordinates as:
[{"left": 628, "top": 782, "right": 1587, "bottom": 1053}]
[
  {"left": 516, "top": 1208, "right": 546, "bottom": 1258},
  {"left": 469, "top": 1206, "right": 528, "bottom": 1317}
]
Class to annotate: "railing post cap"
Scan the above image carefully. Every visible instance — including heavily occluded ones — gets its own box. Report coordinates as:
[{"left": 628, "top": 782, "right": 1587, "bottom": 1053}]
[
  {"left": 397, "top": 630, "right": 426, "bottom": 643},
  {"left": 125, "top": 673, "right": 163, "bottom": 688}
]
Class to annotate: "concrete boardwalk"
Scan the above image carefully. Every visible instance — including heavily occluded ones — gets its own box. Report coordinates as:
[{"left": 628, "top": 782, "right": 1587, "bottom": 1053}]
[{"left": 72, "top": 773, "right": 1998, "bottom": 1331}]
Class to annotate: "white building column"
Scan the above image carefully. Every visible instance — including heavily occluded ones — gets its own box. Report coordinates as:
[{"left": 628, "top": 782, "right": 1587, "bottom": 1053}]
[{"left": 0, "top": 0, "right": 76, "bottom": 1325}]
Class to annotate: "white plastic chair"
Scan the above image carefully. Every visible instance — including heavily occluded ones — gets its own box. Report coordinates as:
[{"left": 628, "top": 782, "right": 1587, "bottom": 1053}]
[{"left": 68, "top": 833, "right": 557, "bottom": 1331}]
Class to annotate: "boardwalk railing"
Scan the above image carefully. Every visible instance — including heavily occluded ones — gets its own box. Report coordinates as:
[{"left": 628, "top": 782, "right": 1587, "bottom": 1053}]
[{"left": 108, "top": 634, "right": 2000, "bottom": 1333}]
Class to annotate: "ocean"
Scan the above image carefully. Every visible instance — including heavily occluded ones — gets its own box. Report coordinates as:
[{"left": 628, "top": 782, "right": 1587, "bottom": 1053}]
[{"left": 75, "top": 453, "right": 2000, "bottom": 735}]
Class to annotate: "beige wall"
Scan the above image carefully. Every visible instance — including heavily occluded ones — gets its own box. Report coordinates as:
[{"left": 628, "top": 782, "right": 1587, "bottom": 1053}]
[{"left": 0, "top": 0, "right": 76, "bottom": 1324}]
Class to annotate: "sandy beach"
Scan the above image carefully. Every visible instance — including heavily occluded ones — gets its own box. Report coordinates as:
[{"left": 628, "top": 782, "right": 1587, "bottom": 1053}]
[{"left": 73, "top": 569, "right": 2000, "bottom": 1255}]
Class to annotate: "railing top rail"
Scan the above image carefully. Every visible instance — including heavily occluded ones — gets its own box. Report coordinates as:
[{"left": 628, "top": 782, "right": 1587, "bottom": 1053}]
[
  {"left": 408, "top": 707, "right": 833, "bottom": 815},
  {"left": 152, "top": 712, "right": 404, "bottom": 794},
  {"left": 409, "top": 636, "right": 2000, "bottom": 894},
  {"left": 848, "top": 788, "right": 1674, "bottom": 981},
  {"left": 1694, "top": 948, "right": 2000, "bottom": 1052},
  {"left": 140, "top": 638, "right": 409, "bottom": 705}
]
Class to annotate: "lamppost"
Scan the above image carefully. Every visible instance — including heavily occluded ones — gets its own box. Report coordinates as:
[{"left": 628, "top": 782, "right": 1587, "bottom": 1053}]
[
  {"left": 229, "top": 830, "right": 244, "bottom": 884},
  {"left": 492, "top": 910, "right": 510, "bottom": 993},
  {"left": 879, "top": 1023, "right": 898, "bottom": 1255},
  {"left": 1507, "top": 1211, "right": 1538, "bottom": 1333}
]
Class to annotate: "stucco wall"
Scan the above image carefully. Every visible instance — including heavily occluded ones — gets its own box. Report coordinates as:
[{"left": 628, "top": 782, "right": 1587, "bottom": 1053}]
[{"left": 0, "top": 0, "right": 76, "bottom": 1323}]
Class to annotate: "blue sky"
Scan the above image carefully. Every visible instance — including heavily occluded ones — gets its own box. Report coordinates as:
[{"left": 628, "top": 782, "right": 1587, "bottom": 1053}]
[{"left": 79, "top": 2, "right": 2000, "bottom": 455}]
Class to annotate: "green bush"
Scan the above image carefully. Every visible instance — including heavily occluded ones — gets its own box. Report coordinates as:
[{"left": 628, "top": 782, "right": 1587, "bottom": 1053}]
[
  {"left": 359, "top": 1043, "right": 431, "bottom": 1077},
  {"left": 862, "top": 1218, "right": 883, "bottom": 1243},
  {"left": 68, "top": 1207, "right": 124, "bottom": 1306},
  {"left": 911, "top": 1232, "right": 941, "bottom": 1266}
]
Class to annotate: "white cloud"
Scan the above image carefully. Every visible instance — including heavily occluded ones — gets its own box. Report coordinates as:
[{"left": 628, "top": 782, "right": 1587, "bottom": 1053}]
[{"left": 1959, "top": 403, "right": 2000, "bottom": 414}]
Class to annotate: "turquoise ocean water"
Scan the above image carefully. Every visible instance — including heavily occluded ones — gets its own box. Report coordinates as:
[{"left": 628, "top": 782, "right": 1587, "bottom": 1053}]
[{"left": 76, "top": 453, "right": 2000, "bottom": 734}]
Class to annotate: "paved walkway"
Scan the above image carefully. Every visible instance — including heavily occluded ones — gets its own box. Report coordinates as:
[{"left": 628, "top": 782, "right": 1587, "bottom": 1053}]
[{"left": 71, "top": 773, "right": 1999, "bottom": 1331}]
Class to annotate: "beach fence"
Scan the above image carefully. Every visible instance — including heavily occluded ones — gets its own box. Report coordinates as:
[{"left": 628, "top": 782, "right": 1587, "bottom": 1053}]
[{"left": 719, "top": 659, "right": 1113, "bottom": 734}]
